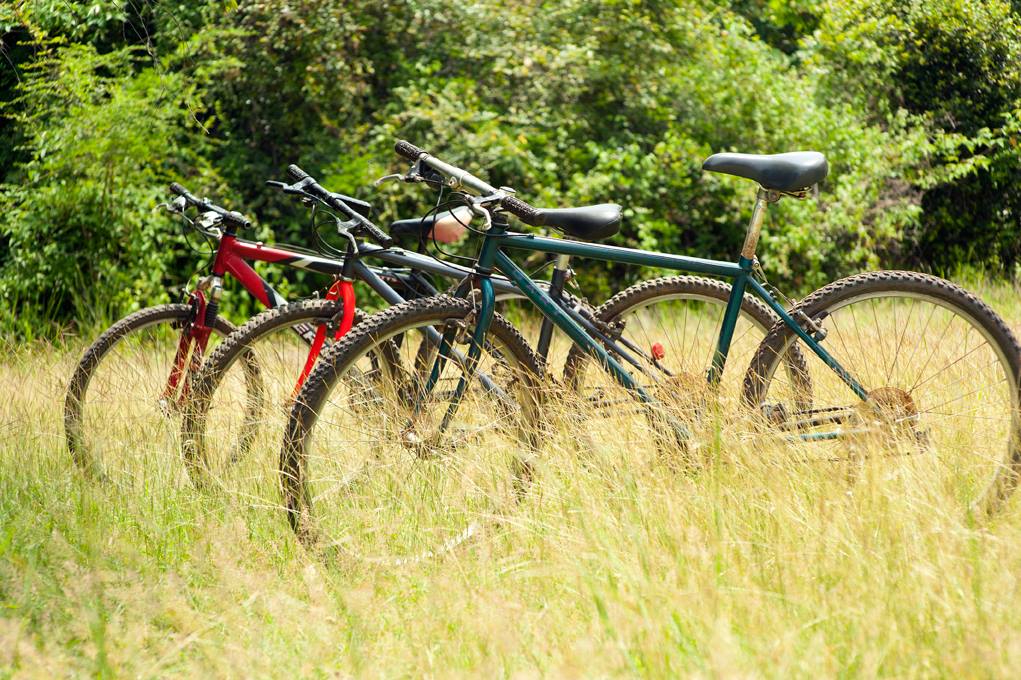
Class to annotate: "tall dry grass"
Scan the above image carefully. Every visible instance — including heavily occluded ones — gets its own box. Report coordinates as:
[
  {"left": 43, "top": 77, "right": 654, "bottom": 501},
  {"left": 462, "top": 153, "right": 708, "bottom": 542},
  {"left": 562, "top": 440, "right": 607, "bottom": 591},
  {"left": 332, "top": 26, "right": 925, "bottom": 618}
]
[{"left": 4, "top": 280, "right": 1021, "bottom": 677}]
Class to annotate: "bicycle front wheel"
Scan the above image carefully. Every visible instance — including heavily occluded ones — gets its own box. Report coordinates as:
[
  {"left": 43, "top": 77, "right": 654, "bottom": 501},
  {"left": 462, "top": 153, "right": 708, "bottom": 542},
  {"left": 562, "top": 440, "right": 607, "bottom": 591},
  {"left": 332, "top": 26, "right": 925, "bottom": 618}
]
[
  {"left": 64, "top": 304, "right": 243, "bottom": 484},
  {"left": 281, "top": 296, "right": 543, "bottom": 564},
  {"left": 743, "top": 271, "right": 1021, "bottom": 515}
]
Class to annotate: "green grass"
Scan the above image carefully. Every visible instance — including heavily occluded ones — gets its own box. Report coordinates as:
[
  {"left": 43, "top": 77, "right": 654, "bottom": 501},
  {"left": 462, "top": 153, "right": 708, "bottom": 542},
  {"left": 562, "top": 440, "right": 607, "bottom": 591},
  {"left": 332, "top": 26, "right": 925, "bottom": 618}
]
[{"left": 5, "top": 280, "right": 1021, "bottom": 677}]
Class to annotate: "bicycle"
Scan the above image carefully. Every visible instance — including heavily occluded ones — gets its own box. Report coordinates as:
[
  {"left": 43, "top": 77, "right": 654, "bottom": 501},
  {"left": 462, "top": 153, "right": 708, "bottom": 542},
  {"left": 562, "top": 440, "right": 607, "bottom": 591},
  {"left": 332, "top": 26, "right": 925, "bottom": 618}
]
[
  {"left": 65, "top": 166, "right": 572, "bottom": 482},
  {"left": 278, "top": 140, "right": 1021, "bottom": 563},
  {"left": 178, "top": 164, "right": 613, "bottom": 476}
]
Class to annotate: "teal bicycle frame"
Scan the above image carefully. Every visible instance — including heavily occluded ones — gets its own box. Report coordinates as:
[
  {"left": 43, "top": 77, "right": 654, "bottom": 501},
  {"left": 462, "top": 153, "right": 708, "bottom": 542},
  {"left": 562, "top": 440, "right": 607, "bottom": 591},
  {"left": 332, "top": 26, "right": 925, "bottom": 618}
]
[{"left": 432, "top": 193, "right": 870, "bottom": 443}]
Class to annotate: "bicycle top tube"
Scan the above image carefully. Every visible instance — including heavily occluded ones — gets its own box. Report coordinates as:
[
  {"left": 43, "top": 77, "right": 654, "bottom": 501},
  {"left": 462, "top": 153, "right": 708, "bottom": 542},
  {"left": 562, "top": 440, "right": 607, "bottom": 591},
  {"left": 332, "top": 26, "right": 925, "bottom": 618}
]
[
  {"left": 389, "top": 141, "right": 746, "bottom": 278},
  {"left": 218, "top": 232, "right": 528, "bottom": 299}
]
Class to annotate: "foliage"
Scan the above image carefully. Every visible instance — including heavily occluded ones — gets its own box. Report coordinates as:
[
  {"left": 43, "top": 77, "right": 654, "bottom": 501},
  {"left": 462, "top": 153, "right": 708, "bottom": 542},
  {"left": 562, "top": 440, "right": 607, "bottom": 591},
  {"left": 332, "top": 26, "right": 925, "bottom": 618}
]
[
  {"left": 806, "top": 0, "right": 1021, "bottom": 272},
  {"left": 1, "top": 0, "right": 1020, "bottom": 329},
  {"left": 0, "top": 33, "right": 238, "bottom": 325}
]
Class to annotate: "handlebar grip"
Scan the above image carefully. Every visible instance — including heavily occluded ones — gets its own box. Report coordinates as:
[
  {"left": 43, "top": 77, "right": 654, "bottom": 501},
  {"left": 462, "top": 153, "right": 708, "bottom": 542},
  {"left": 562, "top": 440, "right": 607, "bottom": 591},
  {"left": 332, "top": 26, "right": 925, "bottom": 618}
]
[
  {"left": 223, "top": 211, "right": 252, "bottom": 230},
  {"left": 394, "top": 140, "right": 425, "bottom": 161},
  {"left": 361, "top": 221, "right": 394, "bottom": 249},
  {"left": 169, "top": 182, "right": 203, "bottom": 208},
  {"left": 500, "top": 196, "right": 545, "bottom": 227},
  {"left": 287, "top": 164, "right": 310, "bottom": 181}
]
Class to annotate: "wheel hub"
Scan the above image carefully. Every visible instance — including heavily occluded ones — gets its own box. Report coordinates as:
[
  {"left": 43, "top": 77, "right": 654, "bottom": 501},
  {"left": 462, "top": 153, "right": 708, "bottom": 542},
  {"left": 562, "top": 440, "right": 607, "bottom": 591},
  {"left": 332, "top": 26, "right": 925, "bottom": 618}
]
[{"left": 859, "top": 387, "right": 918, "bottom": 429}]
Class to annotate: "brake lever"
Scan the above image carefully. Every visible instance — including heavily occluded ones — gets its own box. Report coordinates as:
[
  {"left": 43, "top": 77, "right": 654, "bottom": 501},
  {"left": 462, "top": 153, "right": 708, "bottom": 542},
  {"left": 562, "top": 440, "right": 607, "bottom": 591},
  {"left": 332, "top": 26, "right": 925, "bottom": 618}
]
[
  {"left": 196, "top": 211, "right": 221, "bottom": 231},
  {"left": 156, "top": 196, "right": 189, "bottom": 214},
  {"left": 472, "top": 189, "right": 510, "bottom": 207},
  {"left": 470, "top": 203, "right": 493, "bottom": 232},
  {"left": 374, "top": 159, "right": 447, "bottom": 188},
  {"left": 336, "top": 216, "right": 361, "bottom": 232},
  {"left": 267, "top": 178, "right": 317, "bottom": 196},
  {"left": 335, "top": 224, "right": 359, "bottom": 252},
  {"left": 373, "top": 173, "right": 406, "bottom": 187}
]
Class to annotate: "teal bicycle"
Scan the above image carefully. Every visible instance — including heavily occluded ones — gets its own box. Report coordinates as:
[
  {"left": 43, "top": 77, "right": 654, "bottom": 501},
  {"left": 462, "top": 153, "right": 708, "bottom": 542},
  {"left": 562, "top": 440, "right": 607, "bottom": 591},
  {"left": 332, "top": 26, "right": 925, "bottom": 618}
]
[{"left": 280, "top": 140, "right": 1021, "bottom": 562}]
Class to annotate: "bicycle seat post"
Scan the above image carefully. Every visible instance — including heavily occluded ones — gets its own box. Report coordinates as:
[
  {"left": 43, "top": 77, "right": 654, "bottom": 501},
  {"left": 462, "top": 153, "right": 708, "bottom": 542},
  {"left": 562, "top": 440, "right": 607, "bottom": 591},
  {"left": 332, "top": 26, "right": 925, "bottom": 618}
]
[
  {"left": 741, "top": 187, "right": 780, "bottom": 263},
  {"left": 535, "top": 253, "right": 572, "bottom": 360}
]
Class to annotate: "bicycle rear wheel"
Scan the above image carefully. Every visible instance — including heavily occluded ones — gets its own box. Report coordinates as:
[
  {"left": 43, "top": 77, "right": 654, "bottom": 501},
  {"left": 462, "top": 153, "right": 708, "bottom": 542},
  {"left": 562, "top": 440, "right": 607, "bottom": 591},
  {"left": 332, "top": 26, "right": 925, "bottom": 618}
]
[
  {"left": 281, "top": 296, "right": 543, "bottom": 564},
  {"left": 743, "top": 271, "right": 1021, "bottom": 515},
  {"left": 561, "top": 276, "right": 809, "bottom": 466},
  {"left": 64, "top": 304, "right": 245, "bottom": 484}
]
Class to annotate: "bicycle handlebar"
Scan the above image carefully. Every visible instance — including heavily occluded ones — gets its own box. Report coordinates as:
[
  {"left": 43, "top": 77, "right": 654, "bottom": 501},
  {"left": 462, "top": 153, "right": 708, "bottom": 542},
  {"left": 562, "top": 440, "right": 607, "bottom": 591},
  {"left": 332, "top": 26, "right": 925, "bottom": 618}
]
[
  {"left": 499, "top": 195, "right": 545, "bottom": 226},
  {"left": 393, "top": 140, "right": 545, "bottom": 226},
  {"left": 280, "top": 165, "right": 394, "bottom": 248},
  {"left": 393, "top": 140, "right": 496, "bottom": 195},
  {"left": 287, "top": 164, "right": 310, "bottom": 182},
  {"left": 168, "top": 182, "right": 251, "bottom": 229},
  {"left": 394, "top": 140, "right": 425, "bottom": 162}
]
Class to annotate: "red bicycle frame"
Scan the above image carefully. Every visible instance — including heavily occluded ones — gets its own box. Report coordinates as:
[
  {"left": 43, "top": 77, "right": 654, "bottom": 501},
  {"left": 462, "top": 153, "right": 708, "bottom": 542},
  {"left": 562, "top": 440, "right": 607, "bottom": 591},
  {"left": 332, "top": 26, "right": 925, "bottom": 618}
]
[
  {"left": 291, "top": 278, "right": 355, "bottom": 399},
  {"left": 164, "top": 231, "right": 357, "bottom": 408}
]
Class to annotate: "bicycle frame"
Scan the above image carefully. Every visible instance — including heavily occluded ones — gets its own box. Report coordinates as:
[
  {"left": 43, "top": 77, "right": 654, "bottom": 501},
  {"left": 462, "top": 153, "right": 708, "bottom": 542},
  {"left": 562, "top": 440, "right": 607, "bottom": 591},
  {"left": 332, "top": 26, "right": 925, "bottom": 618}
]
[
  {"left": 208, "top": 232, "right": 533, "bottom": 308},
  {"left": 163, "top": 227, "right": 548, "bottom": 405},
  {"left": 443, "top": 217, "right": 871, "bottom": 443}
]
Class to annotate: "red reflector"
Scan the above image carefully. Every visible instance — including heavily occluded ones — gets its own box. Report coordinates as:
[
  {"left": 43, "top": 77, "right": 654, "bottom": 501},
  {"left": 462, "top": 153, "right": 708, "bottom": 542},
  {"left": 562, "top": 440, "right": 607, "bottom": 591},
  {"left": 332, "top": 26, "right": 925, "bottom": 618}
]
[{"left": 651, "top": 342, "right": 665, "bottom": 360}]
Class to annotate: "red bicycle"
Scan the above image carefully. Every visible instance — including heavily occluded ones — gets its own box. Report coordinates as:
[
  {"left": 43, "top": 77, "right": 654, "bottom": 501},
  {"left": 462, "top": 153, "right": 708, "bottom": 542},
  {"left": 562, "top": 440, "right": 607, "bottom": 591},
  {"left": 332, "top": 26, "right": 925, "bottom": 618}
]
[{"left": 63, "top": 169, "right": 470, "bottom": 482}]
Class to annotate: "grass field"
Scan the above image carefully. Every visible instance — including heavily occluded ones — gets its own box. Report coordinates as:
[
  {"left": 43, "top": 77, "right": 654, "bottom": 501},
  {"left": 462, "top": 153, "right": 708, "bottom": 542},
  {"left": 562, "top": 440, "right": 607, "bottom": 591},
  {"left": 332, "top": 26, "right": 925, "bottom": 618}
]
[{"left": 5, "top": 279, "right": 1021, "bottom": 677}]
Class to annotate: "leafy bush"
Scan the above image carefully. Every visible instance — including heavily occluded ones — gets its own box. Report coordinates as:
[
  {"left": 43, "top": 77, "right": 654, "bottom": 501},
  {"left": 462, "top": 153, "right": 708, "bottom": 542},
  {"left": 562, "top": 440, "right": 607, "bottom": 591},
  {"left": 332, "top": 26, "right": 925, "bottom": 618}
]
[
  {"left": 357, "top": 1, "right": 924, "bottom": 292},
  {"left": 807, "top": 0, "right": 1021, "bottom": 273},
  {"left": 0, "top": 35, "right": 236, "bottom": 327},
  {"left": 2, "top": 0, "right": 1020, "bottom": 331}
]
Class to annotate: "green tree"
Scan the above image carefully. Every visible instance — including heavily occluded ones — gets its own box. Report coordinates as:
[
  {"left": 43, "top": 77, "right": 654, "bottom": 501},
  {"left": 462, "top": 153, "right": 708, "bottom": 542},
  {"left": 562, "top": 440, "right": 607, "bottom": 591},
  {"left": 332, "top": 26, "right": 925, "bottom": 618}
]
[
  {"left": 0, "top": 36, "right": 237, "bottom": 326},
  {"left": 807, "top": 0, "right": 1021, "bottom": 272},
  {"left": 3, "top": 0, "right": 1010, "bottom": 330}
]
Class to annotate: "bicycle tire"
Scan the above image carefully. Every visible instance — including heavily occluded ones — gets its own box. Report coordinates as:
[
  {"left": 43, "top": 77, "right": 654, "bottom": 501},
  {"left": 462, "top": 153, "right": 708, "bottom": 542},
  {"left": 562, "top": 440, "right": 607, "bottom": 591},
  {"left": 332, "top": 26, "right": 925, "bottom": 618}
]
[
  {"left": 559, "top": 276, "right": 810, "bottom": 465},
  {"left": 742, "top": 270, "right": 1021, "bottom": 515},
  {"left": 64, "top": 303, "right": 240, "bottom": 479},
  {"left": 281, "top": 295, "right": 544, "bottom": 563}
]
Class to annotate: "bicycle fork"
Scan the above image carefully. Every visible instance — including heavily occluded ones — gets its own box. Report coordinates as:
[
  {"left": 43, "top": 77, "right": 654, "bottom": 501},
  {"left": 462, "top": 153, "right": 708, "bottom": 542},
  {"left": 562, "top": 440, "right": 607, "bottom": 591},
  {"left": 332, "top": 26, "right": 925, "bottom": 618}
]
[
  {"left": 161, "top": 278, "right": 222, "bottom": 411},
  {"left": 290, "top": 278, "right": 356, "bottom": 400}
]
